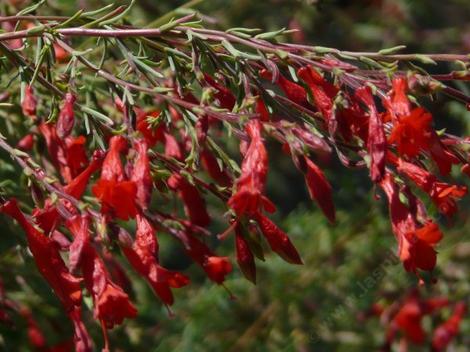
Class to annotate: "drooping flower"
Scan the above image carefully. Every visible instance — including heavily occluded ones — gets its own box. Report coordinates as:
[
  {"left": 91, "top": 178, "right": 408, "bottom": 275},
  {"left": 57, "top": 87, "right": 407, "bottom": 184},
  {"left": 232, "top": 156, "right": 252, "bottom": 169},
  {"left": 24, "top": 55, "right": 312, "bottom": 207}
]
[
  {"left": 432, "top": 302, "right": 467, "bottom": 351},
  {"left": 67, "top": 215, "right": 137, "bottom": 329},
  {"left": 17, "top": 133, "right": 35, "bottom": 151},
  {"left": 64, "top": 136, "right": 88, "bottom": 179},
  {"left": 38, "top": 122, "right": 61, "bottom": 169},
  {"left": 298, "top": 65, "right": 338, "bottom": 133},
  {"left": 64, "top": 149, "right": 104, "bottom": 199},
  {"left": 256, "top": 97, "right": 270, "bottom": 122},
  {"left": 395, "top": 157, "right": 467, "bottom": 217},
  {"left": 203, "top": 73, "right": 236, "bottom": 110},
  {"left": 131, "top": 139, "right": 153, "bottom": 210},
  {"left": 300, "top": 156, "right": 335, "bottom": 223},
  {"left": 336, "top": 98, "right": 369, "bottom": 142},
  {"left": 380, "top": 173, "right": 443, "bottom": 274},
  {"left": 429, "top": 136, "right": 460, "bottom": 176},
  {"left": 53, "top": 42, "right": 69, "bottom": 62},
  {"left": 234, "top": 223, "right": 256, "bottom": 283},
  {"left": 259, "top": 69, "right": 309, "bottom": 107},
  {"left": 56, "top": 92, "right": 76, "bottom": 139},
  {"left": 228, "top": 120, "right": 276, "bottom": 217},
  {"left": 253, "top": 212, "right": 302, "bottom": 265},
  {"left": 292, "top": 126, "right": 332, "bottom": 157},
  {"left": 167, "top": 173, "right": 211, "bottom": 227},
  {"left": 385, "top": 77, "right": 411, "bottom": 118},
  {"left": 0, "top": 199, "right": 91, "bottom": 352},
  {"left": 180, "top": 231, "right": 232, "bottom": 284},
  {"left": 22, "top": 85, "right": 37, "bottom": 118},
  {"left": 200, "top": 148, "right": 232, "bottom": 187},
  {"left": 356, "top": 86, "right": 386, "bottom": 182},
  {"left": 120, "top": 214, "right": 189, "bottom": 306},
  {"left": 92, "top": 136, "right": 137, "bottom": 220},
  {"left": 163, "top": 132, "right": 184, "bottom": 160}
]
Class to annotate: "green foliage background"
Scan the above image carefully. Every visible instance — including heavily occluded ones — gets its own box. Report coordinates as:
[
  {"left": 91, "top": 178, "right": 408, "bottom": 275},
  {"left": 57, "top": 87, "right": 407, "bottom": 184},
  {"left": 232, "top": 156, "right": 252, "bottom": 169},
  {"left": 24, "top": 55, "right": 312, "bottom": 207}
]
[{"left": 0, "top": 1, "right": 469, "bottom": 351}]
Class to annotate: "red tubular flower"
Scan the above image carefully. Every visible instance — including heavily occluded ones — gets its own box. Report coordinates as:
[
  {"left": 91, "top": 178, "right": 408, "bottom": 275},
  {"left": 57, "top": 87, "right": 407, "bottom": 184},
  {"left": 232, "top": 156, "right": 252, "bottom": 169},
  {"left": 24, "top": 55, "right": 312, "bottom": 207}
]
[
  {"left": 167, "top": 173, "right": 211, "bottom": 227},
  {"left": 164, "top": 132, "right": 184, "bottom": 160},
  {"left": 17, "top": 133, "right": 35, "bottom": 151},
  {"left": 380, "top": 173, "right": 442, "bottom": 274},
  {"left": 203, "top": 73, "right": 236, "bottom": 110},
  {"left": 336, "top": 99, "right": 369, "bottom": 142},
  {"left": 259, "top": 69, "right": 309, "bottom": 107},
  {"left": 20, "top": 308, "right": 47, "bottom": 350},
  {"left": 64, "top": 150, "right": 104, "bottom": 199},
  {"left": 228, "top": 120, "right": 276, "bottom": 217},
  {"left": 256, "top": 97, "right": 270, "bottom": 122},
  {"left": 136, "top": 110, "right": 164, "bottom": 147},
  {"left": 181, "top": 232, "right": 232, "bottom": 284},
  {"left": 131, "top": 139, "right": 152, "bottom": 210},
  {"left": 68, "top": 308, "right": 92, "bottom": 352},
  {"left": 392, "top": 293, "right": 427, "bottom": 344},
  {"left": 32, "top": 149, "right": 104, "bottom": 237},
  {"left": 56, "top": 93, "right": 76, "bottom": 139},
  {"left": 38, "top": 122, "right": 61, "bottom": 168},
  {"left": 406, "top": 222, "right": 442, "bottom": 272},
  {"left": 102, "top": 250, "right": 133, "bottom": 294},
  {"left": 461, "top": 163, "right": 470, "bottom": 178},
  {"left": 0, "top": 199, "right": 91, "bottom": 352},
  {"left": 120, "top": 214, "right": 189, "bottom": 306},
  {"left": 200, "top": 148, "right": 232, "bottom": 187},
  {"left": 395, "top": 158, "right": 467, "bottom": 217},
  {"left": 386, "top": 77, "right": 411, "bottom": 117},
  {"left": 253, "top": 212, "right": 302, "bottom": 265},
  {"left": 64, "top": 136, "right": 88, "bottom": 179},
  {"left": 422, "top": 297, "right": 450, "bottom": 314},
  {"left": 432, "top": 302, "right": 467, "bottom": 351},
  {"left": 385, "top": 290, "right": 449, "bottom": 348},
  {"left": 292, "top": 127, "right": 332, "bottom": 157},
  {"left": 301, "top": 156, "right": 335, "bottom": 223},
  {"left": 429, "top": 136, "right": 460, "bottom": 176},
  {"left": 92, "top": 136, "right": 137, "bottom": 220},
  {"left": 388, "top": 107, "right": 433, "bottom": 158},
  {"left": 298, "top": 65, "right": 338, "bottom": 132},
  {"left": 195, "top": 114, "right": 209, "bottom": 144},
  {"left": 356, "top": 86, "right": 386, "bottom": 182},
  {"left": 235, "top": 223, "right": 256, "bottom": 283},
  {"left": 22, "top": 85, "right": 37, "bottom": 118},
  {"left": 53, "top": 43, "right": 69, "bottom": 62},
  {"left": 67, "top": 215, "right": 137, "bottom": 329}
]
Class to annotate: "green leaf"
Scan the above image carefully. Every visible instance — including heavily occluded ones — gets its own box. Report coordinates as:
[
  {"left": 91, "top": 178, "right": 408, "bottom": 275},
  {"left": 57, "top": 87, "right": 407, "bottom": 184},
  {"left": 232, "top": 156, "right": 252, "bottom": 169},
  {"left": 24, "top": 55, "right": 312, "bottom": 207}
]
[
  {"left": 378, "top": 45, "right": 407, "bottom": 55},
  {"left": 81, "top": 106, "right": 114, "bottom": 126},
  {"left": 414, "top": 55, "right": 437, "bottom": 65}
]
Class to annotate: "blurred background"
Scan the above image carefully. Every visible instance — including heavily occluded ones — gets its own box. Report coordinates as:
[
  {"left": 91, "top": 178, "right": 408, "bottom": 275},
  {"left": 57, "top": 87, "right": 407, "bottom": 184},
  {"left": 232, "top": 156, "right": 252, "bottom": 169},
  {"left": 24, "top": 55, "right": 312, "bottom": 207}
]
[{"left": 1, "top": 1, "right": 469, "bottom": 351}]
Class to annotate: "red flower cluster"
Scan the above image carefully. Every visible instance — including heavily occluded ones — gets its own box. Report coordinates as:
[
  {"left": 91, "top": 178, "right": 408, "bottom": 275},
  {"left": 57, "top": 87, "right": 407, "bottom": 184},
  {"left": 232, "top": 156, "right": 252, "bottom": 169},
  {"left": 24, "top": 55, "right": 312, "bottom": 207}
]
[
  {"left": 367, "top": 289, "right": 466, "bottom": 351},
  {"left": 1, "top": 200, "right": 91, "bottom": 352},
  {"left": 2, "top": 45, "right": 469, "bottom": 352},
  {"left": 67, "top": 215, "right": 137, "bottom": 329}
]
